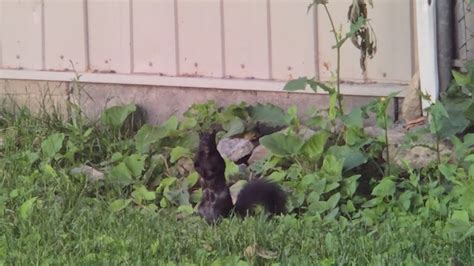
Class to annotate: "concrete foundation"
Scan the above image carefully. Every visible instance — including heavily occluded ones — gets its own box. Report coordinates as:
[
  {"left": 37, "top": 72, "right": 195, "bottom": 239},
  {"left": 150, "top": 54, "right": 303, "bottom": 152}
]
[{"left": 0, "top": 79, "right": 393, "bottom": 124}]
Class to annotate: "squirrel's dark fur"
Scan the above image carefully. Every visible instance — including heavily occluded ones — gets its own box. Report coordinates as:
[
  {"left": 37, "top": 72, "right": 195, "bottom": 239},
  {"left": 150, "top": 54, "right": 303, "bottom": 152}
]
[{"left": 194, "top": 130, "right": 287, "bottom": 223}]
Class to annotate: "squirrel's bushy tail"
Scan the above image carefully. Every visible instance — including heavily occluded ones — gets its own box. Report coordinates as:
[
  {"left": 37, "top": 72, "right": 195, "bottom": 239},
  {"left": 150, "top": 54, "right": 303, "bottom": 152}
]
[{"left": 234, "top": 179, "right": 287, "bottom": 217}]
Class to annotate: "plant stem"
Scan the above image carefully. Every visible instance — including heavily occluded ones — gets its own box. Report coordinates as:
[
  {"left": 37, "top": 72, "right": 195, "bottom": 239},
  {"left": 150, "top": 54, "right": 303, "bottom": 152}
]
[
  {"left": 323, "top": 4, "right": 344, "bottom": 115},
  {"left": 383, "top": 113, "right": 391, "bottom": 175}
]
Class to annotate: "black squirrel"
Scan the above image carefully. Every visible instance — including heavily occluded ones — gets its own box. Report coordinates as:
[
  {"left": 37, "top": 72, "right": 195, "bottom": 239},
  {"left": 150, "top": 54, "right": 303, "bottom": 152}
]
[{"left": 194, "top": 130, "right": 287, "bottom": 224}]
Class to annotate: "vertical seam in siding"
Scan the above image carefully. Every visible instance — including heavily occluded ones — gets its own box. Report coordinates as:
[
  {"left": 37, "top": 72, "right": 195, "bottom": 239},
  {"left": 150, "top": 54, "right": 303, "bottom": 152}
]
[
  {"left": 41, "top": 0, "right": 46, "bottom": 70},
  {"left": 266, "top": 0, "right": 273, "bottom": 80},
  {"left": 129, "top": 0, "right": 134, "bottom": 74},
  {"left": 83, "top": 0, "right": 90, "bottom": 72},
  {"left": 313, "top": 4, "right": 319, "bottom": 80},
  {"left": 409, "top": 0, "right": 416, "bottom": 75},
  {"left": 174, "top": 0, "right": 180, "bottom": 76},
  {"left": 220, "top": 0, "right": 226, "bottom": 78}
]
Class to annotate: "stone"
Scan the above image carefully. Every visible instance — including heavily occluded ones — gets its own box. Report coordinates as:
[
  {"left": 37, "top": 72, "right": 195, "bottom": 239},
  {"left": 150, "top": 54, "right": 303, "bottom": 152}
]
[
  {"left": 402, "top": 71, "right": 423, "bottom": 122},
  {"left": 248, "top": 145, "right": 270, "bottom": 164},
  {"left": 217, "top": 138, "right": 255, "bottom": 162},
  {"left": 176, "top": 157, "right": 194, "bottom": 177},
  {"left": 70, "top": 165, "right": 105, "bottom": 182},
  {"left": 298, "top": 126, "right": 316, "bottom": 140},
  {"left": 388, "top": 143, "right": 453, "bottom": 169},
  {"left": 229, "top": 180, "right": 247, "bottom": 205}
]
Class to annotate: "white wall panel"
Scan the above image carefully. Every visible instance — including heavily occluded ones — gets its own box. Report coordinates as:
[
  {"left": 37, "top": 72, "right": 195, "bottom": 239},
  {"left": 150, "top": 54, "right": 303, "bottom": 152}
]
[
  {"left": 177, "top": 0, "right": 222, "bottom": 77},
  {"left": 44, "top": 0, "right": 86, "bottom": 71},
  {"left": 318, "top": 0, "right": 413, "bottom": 83},
  {"left": 270, "top": 0, "right": 317, "bottom": 80},
  {"left": 88, "top": 0, "right": 131, "bottom": 73},
  {"left": 0, "top": 0, "right": 43, "bottom": 70},
  {"left": 223, "top": 0, "right": 269, "bottom": 79},
  {"left": 132, "top": 0, "right": 177, "bottom": 75}
]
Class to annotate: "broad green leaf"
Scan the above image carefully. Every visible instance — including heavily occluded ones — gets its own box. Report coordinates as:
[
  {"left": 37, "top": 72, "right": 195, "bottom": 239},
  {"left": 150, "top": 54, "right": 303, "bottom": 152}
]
[
  {"left": 223, "top": 117, "right": 245, "bottom": 138},
  {"left": 225, "top": 159, "right": 239, "bottom": 179},
  {"left": 249, "top": 104, "right": 289, "bottom": 127},
  {"left": 186, "top": 172, "right": 199, "bottom": 188},
  {"left": 179, "top": 117, "right": 197, "bottom": 130},
  {"left": 342, "top": 175, "right": 360, "bottom": 197},
  {"left": 327, "top": 193, "right": 341, "bottom": 209},
  {"left": 41, "top": 133, "right": 65, "bottom": 159},
  {"left": 341, "top": 107, "right": 364, "bottom": 127},
  {"left": 335, "top": 16, "right": 366, "bottom": 49},
  {"left": 170, "top": 146, "right": 191, "bottom": 163},
  {"left": 109, "top": 199, "right": 132, "bottom": 213},
  {"left": 428, "top": 102, "right": 449, "bottom": 134},
  {"left": 326, "top": 146, "right": 367, "bottom": 171},
  {"left": 135, "top": 125, "right": 168, "bottom": 154},
  {"left": 268, "top": 171, "right": 286, "bottom": 183},
  {"left": 18, "top": 197, "right": 37, "bottom": 220},
  {"left": 464, "top": 103, "right": 474, "bottom": 122},
  {"left": 162, "top": 116, "right": 179, "bottom": 131},
  {"left": 452, "top": 210, "right": 470, "bottom": 223},
  {"left": 283, "top": 77, "right": 308, "bottom": 91},
  {"left": 460, "top": 182, "right": 474, "bottom": 216},
  {"left": 324, "top": 182, "right": 340, "bottom": 193},
  {"left": 372, "top": 177, "right": 396, "bottom": 197},
  {"left": 307, "top": 80, "right": 334, "bottom": 93},
  {"left": 306, "top": 191, "right": 320, "bottom": 204},
  {"left": 362, "top": 197, "right": 382, "bottom": 208},
  {"left": 177, "top": 204, "right": 194, "bottom": 215},
  {"left": 101, "top": 104, "right": 136, "bottom": 128},
  {"left": 132, "top": 185, "right": 156, "bottom": 204},
  {"left": 437, "top": 97, "right": 470, "bottom": 138},
  {"left": 309, "top": 201, "right": 329, "bottom": 214},
  {"left": 110, "top": 162, "right": 133, "bottom": 187},
  {"left": 344, "top": 126, "right": 365, "bottom": 146},
  {"left": 157, "top": 177, "right": 178, "bottom": 192},
  {"left": 452, "top": 70, "right": 470, "bottom": 86},
  {"left": 260, "top": 132, "right": 304, "bottom": 157},
  {"left": 302, "top": 131, "right": 329, "bottom": 161},
  {"left": 324, "top": 207, "right": 339, "bottom": 221},
  {"left": 399, "top": 191, "right": 414, "bottom": 211},
  {"left": 124, "top": 154, "right": 147, "bottom": 177},
  {"left": 320, "top": 155, "right": 344, "bottom": 181}
]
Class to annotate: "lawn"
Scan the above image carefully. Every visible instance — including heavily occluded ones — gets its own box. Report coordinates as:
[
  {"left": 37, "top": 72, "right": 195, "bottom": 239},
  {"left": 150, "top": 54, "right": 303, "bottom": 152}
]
[{"left": 0, "top": 101, "right": 473, "bottom": 265}]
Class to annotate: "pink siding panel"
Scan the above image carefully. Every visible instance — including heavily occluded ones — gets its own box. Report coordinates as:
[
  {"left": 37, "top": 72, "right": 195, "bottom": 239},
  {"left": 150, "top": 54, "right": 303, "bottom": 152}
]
[
  {"left": 177, "top": 0, "right": 222, "bottom": 78},
  {"left": 270, "top": 0, "right": 317, "bottom": 81},
  {"left": 132, "top": 0, "right": 177, "bottom": 75},
  {"left": 88, "top": 0, "right": 131, "bottom": 73},
  {"left": 0, "top": 0, "right": 43, "bottom": 70},
  {"left": 223, "top": 0, "right": 269, "bottom": 79},
  {"left": 44, "top": 0, "right": 86, "bottom": 71}
]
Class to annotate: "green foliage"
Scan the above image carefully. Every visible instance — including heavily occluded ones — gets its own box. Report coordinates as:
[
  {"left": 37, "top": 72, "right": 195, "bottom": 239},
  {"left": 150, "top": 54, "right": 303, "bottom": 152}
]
[
  {"left": 41, "top": 133, "right": 65, "bottom": 160},
  {"left": 260, "top": 132, "right": 304, "bottom": 157},
  {"left": 1, "top": 88, "right": 474, "bottom": 263},
  {"left": 101, "top": 104, "right": 137, "bottom": 129}
]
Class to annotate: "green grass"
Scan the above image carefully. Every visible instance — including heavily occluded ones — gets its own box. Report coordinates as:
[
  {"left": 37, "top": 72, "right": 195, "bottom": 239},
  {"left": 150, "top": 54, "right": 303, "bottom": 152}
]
[
  {"left": 3, "top": 200, "right": 472, "bottom": 265},
  {"left": 0, "top": 107, "right": 473, "bottom": 265}
]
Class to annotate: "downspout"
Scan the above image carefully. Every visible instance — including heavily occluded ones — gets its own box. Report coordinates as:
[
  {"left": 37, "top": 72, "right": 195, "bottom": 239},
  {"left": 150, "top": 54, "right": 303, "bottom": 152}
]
[
  {"left": 416, "top": 0, "right": 439, "bottom": 109},
  {"left": 436, "top": 0, "right": 454, "bottom": 95}
]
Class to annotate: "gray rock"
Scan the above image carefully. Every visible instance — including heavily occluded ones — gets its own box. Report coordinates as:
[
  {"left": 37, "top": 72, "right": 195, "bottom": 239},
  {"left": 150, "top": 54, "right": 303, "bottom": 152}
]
[
  {"left": 387, "top": 143, "right": 453, "bottom": 169},
  {"left": 299, "top": 126, "right": 316, "bottom": 140},
  {"left": 402, "top": 71, "right": 423, "bottom": 122},
  {"left": 248, "top": 145, "right": 270, "bottom": 164},
  {"left": 229, "top": 180, "right": 247, "bottom": 205},
  {"left": 70, "top": 165, "right": 105, "bottom": 182},
  {"left": 217, "top": 138, "right": 255, "bottom": 162}
]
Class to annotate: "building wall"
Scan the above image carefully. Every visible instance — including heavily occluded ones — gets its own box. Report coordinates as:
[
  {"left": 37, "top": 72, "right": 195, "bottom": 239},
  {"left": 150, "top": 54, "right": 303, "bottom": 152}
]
[{"left": 0, "top": 0, "right": 415, "bottom": 89}]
